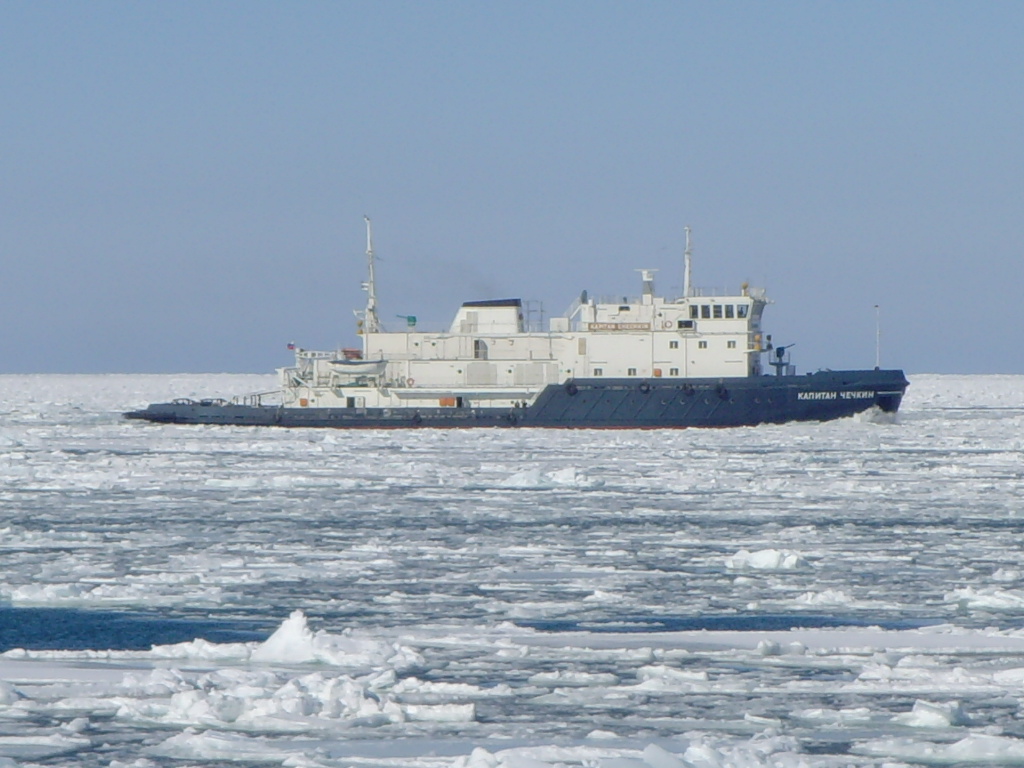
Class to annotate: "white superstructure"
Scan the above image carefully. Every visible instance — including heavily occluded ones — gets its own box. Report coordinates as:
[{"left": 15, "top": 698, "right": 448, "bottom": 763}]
[{"left": 277, "top": 225, "right": 771, "bottom": 410}]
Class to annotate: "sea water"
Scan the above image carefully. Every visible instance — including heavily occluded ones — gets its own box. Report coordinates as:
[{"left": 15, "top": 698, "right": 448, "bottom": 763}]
[{"left": 0, "top": 373, "right": 1022, "bottom": 766}]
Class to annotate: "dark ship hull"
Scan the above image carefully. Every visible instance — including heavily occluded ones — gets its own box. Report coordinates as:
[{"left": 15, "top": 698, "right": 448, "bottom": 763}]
[{"left": 125, "top": 369, "right": 908, "bottom": 429}]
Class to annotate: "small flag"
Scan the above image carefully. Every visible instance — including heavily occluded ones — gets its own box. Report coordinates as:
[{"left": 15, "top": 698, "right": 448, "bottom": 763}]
[{"left": 287, "top": 342, "right": 296, "bottom": 350}]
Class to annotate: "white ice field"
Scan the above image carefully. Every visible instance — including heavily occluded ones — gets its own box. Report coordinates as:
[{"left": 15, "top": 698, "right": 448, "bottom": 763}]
[{"left": 1, "top": 373, "right": 1023, "bottom": 767}]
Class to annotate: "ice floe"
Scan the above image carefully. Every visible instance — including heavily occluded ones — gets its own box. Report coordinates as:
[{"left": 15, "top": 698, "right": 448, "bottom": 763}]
[{"left": 725, "top": 549, "right": 808, "bottom": 571}]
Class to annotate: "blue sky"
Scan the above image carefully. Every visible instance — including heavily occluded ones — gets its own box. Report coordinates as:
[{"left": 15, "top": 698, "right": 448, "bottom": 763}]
[{"left": 3, "top": 1, "right": 1022, "bottom": 374}]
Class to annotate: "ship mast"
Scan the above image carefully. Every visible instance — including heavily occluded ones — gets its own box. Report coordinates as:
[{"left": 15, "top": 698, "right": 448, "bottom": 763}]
[
  {"left": 682, "top": 226, "right": 693, "bottom": 298},
  {"left": 875, "top": 304, "right": 881, "bottom": 369},
  {"left": 361, "top": 215, "right": 382, "bottom": 334}
]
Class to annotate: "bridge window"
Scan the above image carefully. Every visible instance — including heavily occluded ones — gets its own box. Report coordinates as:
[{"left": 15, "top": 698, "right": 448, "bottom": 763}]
[
  {"left": 474, "top": 339, "right": 488, "bottom": 360},
  {"left": 725, "top": 305, "right": 735, "bottom": 318},
  {"left": 689, "top": 305, "right": 699, "bottom": 319},
  {"left": 737, "top": 305, "right": 749, "bottom": 318},
  {"left": 713, "top": 305, "right": 723, "bottom": 318},
  {"left": 701, "top": 305, "right": 711, "bottom": 319},
  {"left": 678, "top": 319, "right": 694, "bottom": 329},
  {"left": 669, "top": 340, "right": 679, "bottom": 349}
]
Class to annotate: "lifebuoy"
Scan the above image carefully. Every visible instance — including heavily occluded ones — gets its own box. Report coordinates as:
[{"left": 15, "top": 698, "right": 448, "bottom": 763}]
[
  {"left": 406, "top": 378, "right": 415, "bottom": 387},
  {"left": 565, "top": 382, "right": 579, "bottom": 396},
  {"left": 638, "top": 382, "right": 651, "bottom": 394},
  {"left": 662, "top": 321, "right": 672, "bottom": 329}
]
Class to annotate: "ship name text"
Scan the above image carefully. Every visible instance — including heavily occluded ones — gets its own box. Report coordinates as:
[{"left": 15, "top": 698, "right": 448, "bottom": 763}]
[
  {"left": 798, "top": 390, "right": 876, "bottom": 401},
  {"left": 587, "top": 322, "right": 653, "bottom": 331}
]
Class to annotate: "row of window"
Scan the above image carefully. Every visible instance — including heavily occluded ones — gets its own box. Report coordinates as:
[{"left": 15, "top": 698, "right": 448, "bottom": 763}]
[
  {"left": 689, "top": 304, "right": 749, "bottom": 320},
  {"left": 595, "top": 367, "right": 684, "bottom": 377},
  {"left": 676, "top": 340, "right": 737, "bottom": 349},
  {"left": 595, "top": 363, "right": 772, "bottom": 377}
]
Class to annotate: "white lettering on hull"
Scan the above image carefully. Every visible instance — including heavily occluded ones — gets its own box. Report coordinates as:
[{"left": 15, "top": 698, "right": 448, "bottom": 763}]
[{"left": 798, "top": 390, "right": 875, "bottom": 401}]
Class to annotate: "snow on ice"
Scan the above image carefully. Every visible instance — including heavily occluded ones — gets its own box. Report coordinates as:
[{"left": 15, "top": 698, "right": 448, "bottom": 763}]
[{"left": 0, "top": 373, "right": 1024, "bottom": 766}]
